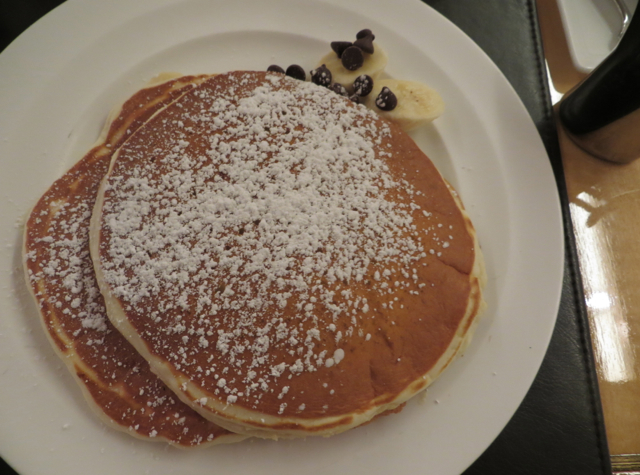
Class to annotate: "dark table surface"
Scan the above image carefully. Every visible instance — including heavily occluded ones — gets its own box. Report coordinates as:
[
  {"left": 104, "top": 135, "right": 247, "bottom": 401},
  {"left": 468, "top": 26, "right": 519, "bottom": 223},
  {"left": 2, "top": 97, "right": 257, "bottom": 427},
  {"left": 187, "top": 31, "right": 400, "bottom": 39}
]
[{"left": 0, "top": 1, "right": 612, "bottom": 474}]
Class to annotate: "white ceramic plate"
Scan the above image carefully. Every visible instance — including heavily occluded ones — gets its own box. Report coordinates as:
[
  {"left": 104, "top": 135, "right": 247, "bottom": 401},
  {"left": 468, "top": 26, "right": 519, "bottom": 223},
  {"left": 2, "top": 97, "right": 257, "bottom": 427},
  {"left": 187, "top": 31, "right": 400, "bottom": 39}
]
[{"left": 0, "top": 1, "right": 563, "bottom": 474}]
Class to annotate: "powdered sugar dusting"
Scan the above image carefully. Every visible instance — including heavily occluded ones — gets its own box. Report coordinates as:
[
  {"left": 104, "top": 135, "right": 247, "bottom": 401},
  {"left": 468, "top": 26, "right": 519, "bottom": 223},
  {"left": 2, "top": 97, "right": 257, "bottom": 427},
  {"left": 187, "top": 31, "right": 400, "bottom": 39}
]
[
  {"left": 23, "top": 76, "right": 240, "bottom": 446},
  {"left": 97, "top": 72, "right": 452, "bottom": 414},
  {"left": 28, "top": 188, "right": 110, "bottom": 341}
]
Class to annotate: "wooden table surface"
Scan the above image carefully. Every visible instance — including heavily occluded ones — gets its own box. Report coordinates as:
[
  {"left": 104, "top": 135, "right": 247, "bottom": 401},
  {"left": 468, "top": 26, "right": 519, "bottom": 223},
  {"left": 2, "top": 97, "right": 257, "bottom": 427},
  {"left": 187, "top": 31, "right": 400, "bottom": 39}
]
[{"left": 537, "top": 1, "right": 640, "bottom": 472}]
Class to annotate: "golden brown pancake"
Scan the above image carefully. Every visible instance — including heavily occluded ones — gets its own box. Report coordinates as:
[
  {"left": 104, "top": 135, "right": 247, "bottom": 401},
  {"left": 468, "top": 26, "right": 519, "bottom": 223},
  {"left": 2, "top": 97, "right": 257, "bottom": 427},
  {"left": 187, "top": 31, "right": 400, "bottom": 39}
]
[
  {"left": 91, "top": 71, "right": 485, "bottom": 439},
  {"left": 23, "top": 74, "right": 245, "bottom": 447}
]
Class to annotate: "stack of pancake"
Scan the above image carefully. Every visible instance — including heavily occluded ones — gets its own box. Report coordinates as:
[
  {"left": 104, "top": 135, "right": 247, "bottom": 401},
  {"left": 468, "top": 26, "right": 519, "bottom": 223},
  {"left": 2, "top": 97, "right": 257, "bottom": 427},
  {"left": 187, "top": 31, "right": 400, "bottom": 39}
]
[{"left": 23, "top": 70, "right": 485, "bottom": 446}]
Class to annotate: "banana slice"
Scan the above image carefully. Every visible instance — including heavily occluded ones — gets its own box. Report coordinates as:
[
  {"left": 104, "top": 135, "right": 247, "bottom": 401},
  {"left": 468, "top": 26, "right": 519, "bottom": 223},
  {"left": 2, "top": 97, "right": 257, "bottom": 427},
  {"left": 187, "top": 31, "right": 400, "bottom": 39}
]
[
  {"left": 317, "top": 45, "right": 388, "bottom": 90},
  {"left": 364, "top": 79, "right": 445, "bottom": 131}
]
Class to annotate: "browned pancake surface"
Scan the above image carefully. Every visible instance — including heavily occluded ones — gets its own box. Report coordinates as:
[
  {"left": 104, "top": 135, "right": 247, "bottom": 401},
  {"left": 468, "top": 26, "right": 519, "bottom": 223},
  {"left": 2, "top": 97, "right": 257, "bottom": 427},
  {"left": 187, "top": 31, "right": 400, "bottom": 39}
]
[
  {"left": 23, "top": 75, "right": 243, "bottom": 446},
  {"left": 92, "top": 71, "right": 483, "bottom": 437}
]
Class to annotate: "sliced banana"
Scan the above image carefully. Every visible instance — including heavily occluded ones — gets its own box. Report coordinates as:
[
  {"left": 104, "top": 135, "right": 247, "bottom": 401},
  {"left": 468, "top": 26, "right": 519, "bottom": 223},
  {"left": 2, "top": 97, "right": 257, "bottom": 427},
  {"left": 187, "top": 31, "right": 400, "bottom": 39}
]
[
  {"left": 364, "top": 79, "right": 445, "bottom": 131},
  {"left": 317, "top": 45, "right": 388, "bottom": 90}
]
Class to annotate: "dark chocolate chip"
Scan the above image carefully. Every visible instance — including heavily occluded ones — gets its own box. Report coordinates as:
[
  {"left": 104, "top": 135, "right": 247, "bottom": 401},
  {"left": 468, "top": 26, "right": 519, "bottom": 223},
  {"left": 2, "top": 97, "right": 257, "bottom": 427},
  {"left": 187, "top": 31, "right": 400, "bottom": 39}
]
[
  {"left": 353, "top": 36, "right": 374, "bottom": 54},
  {"left": 285, "top": 64, "right": 306, "bottom": 81},
  {"left": 375, "top": 86, "right": 398, "bottom": 111},
  {"left": 330, "top": 83, "right": 349, "bottom": 97},
  {"left": 353, "top": 75, "right": 374, "bottom": 96},
  {"left": 330, "top": 41, "right": 353, "bottom": 58},
  {"left": 349, "top": 94, "right": 362, "bottom": 104},
  {"left": 310, "top": 64, "right": 332, "bottom": 87},
  {"left": 341, "top": 46, "right": 364, "bottom": 71},
  {"left": 267, "top": 65, "right": 285, "bottom": 74},
  {"left": 356, "top": 29, "right": 374, "bottom": 40}
]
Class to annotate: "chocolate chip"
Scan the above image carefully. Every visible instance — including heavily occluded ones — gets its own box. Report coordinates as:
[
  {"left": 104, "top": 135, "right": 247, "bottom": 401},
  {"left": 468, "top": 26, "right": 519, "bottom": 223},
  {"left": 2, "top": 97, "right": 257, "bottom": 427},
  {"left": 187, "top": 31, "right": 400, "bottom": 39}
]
[
  {"left": 375, "top": 87, "right": 397, "bottom": 111},
  {"left": 353, "top": 36, "right": 374, "bottom": 54},
  {"left": 353, "top": 75, "right": 373, "bottom": 96},
  {"left": 349, "top": 94, "right": 362, "bottom": 104},
  {"left": 285, "top": 64, "right": 306, "bottom": 81},
  {"left": 310, "top": 64, "right": 332, "bottom": 87},
  {"left": 330, "top": 83, "right": 349, "bottom": 97},
  {"left": 341, "top": 46, "right": 364, "bottom": 71},
  {"left": 356, "top": 29, "right": 374, "bottom": 40},
  {"left": 330, "top": 41, "right": 353, "bottom": 58},
  {"left": 267, "top": 65, "right": 285, "bottom": 74}
]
